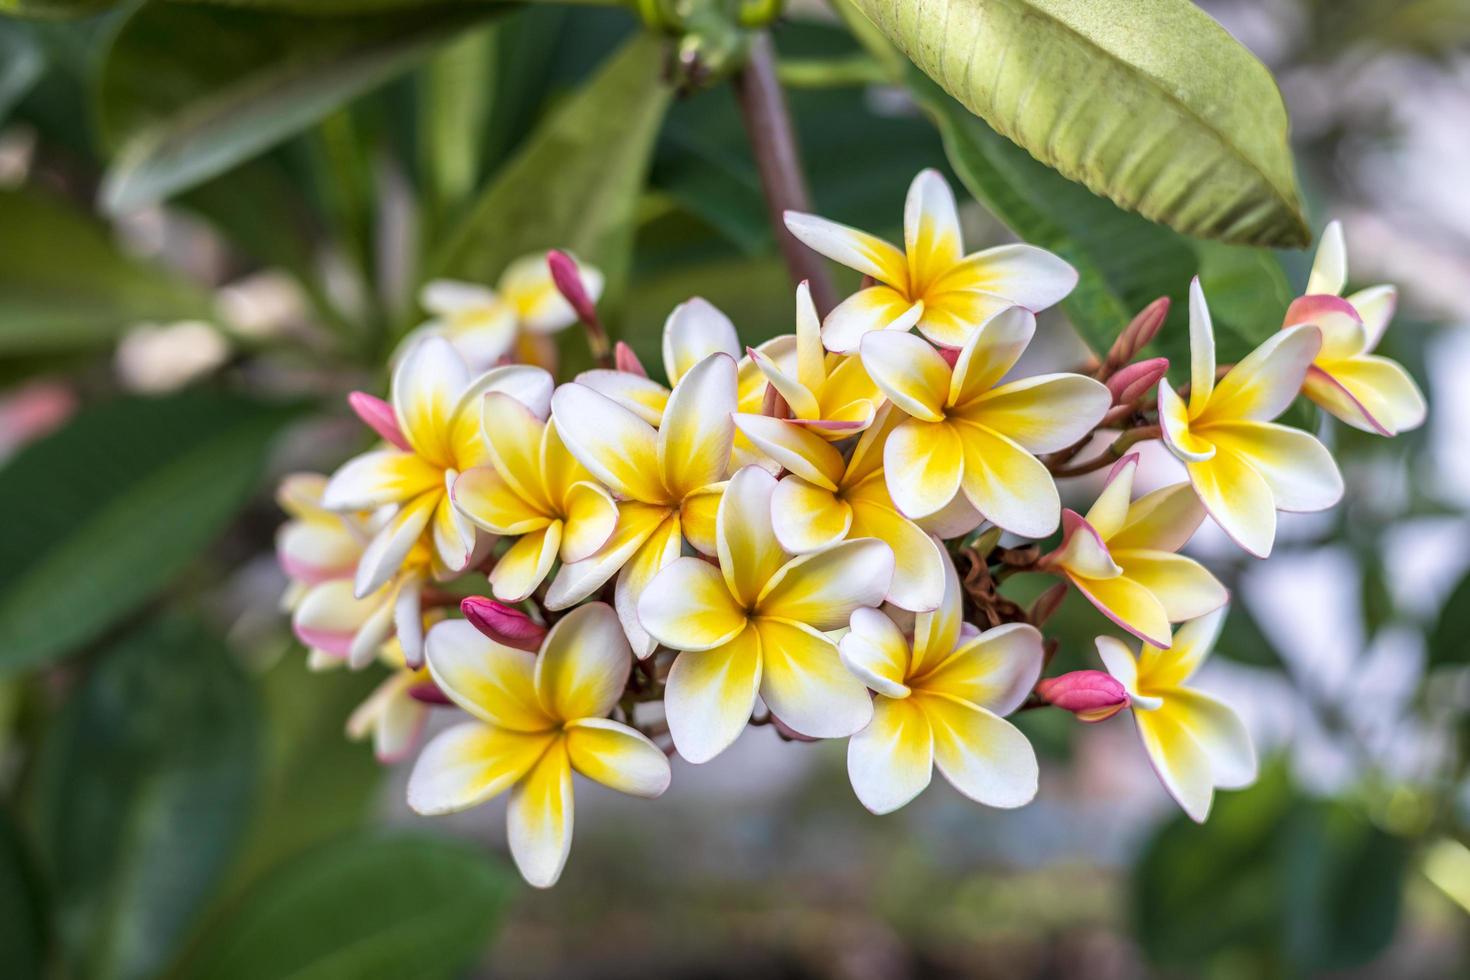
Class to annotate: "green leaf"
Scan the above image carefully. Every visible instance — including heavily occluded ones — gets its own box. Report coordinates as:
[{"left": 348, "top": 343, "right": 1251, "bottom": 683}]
[
  {"left": 32, "top": 615, "right": 259, "bottom": 980},
  {"left": 0, "top": 23, "right": 45, "bottom": 125},
  {"left": 1132, "top": 765, "right": 1409, "bottom": 972},
  {"left": 418, "top": 22, "right": 498, "bottom": 230},
  {"left": 844, "top": 0, "right": 1310, "bottom": 246},
  {"left": 427, "top": 32, "right": 672, "bottom": 316},
  {"left": 174, "top": 834, "right": 516, "bottom": 980},
  {"left": 0, "top": 186, "right": 213, "bottom": 358},
  {"left": 0, "top": 391, "right": 300, "bottom": 673},
  {"left": 97, "top": 2, "right": 503, "bottom": 214},
  {"left": 0, "top": 806, "right": 47, "bottom": 980},
  {"left": 1427, "top": 569, "right": 1470, "bottom": 666}
]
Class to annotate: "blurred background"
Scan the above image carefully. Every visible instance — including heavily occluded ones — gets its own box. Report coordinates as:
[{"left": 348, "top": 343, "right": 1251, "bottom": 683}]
[{"left": 1, "top": 1, "right": 1468, "bottom": 977}]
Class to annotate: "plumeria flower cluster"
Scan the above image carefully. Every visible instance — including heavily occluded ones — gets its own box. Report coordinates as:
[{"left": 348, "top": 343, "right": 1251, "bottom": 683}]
[{"left": 275, "top": 171, "right": 1425, "bottom": 887}]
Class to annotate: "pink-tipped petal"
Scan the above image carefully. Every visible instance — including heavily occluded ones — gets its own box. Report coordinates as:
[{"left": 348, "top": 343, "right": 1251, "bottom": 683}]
[
  {"left": 347, "top": 391, "right": 413, "bottom": 452},
  {"left": 460, "top": 596, "right": 549, "bottom": 652},
  {"left": 1107, "top": 357, "right": 1170, "bottom": 405},
  {"left": 1034, "top": 670, "right": 1130, "bottom": 722}
]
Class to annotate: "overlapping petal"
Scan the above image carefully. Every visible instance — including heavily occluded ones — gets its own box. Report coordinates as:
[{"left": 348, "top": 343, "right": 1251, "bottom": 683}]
[
  {"left": 664, "top": 624, "right": 763, "bottom": 763},
  {"left": 756, "top": 617, "right": 873, "bottom": 738},
  {"left": 847, "top": 696, "right": 933, "bottom": 814}
]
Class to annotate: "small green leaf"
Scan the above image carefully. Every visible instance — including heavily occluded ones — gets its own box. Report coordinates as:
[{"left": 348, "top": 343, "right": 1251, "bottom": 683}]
[
  {"left": 0, "top": 391, "right": 300, "bottom": 673},
  {"left": 97, "top": 3, "right": 503, "bottom": 213},
  {"left": 844, "top": 0, "right": 1310, "bottom": 246},
  {"left": 427, "top": 32, "right": 672, "bottom": 315},
  {"left": 0, "top": 186, "right": 213, "bottom": 358},
  {"left": 32, "top": 615, "right": 259, "bottom": 980},
  {"left": 174, "top": 834, "right": 517, "bottom": 980}
]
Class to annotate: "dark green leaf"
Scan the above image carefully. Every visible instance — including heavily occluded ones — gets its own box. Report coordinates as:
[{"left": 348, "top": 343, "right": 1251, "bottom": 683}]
[
  {"left": 1215, "top": 597, "right": 1286, "bottom": 669},
  {"left": 1133, "top": 765, "right": 1409, "bottom": 972},
  {"left": 174, "top": 833, "right": 517, "bottom": 980},
  {"left": 843, "top": 0, "right": 1310, "bottom": 246},
  {"left": 0, "top": 186, "right": 213, "bottom": 358},
  {"left": 418, "top": 22, "right": 497, "bottom": 229},
  {"left": 427, "top": 33, "right": 672, "bottom": 318},
  {"left": 0, "top": 391, "right": 300, "bottom": 673},
  {"left": 97, "top": 3, "right": 503, "bottom": 213},
  {"left": 0, "top": 805, "right": 47, "bottom": 980},
  {"left": 1428, "top": 569, "right": 1470, "bottom": 666},
  {"left": 32, "top": 615, "right": 258, "bottom": 980},
  {"left": 0, "top": 23, "right": 45, "bottom": 124}
]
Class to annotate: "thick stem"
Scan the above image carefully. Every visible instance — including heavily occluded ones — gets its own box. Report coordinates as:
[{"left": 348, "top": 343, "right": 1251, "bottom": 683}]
[{"left": 734, "top": 32, "right": 839, "bottom": 315}]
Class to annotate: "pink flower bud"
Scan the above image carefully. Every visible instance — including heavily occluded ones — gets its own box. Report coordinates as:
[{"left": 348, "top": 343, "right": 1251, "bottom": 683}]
[
  {"left": 1106, "top": 357, "right": 1170, "bottom": 405},
  {"left": 1034, "top": 670, "right": 1129, "bottom": 723},
  {"left": 460, "top": 596, "right": 548, "bottom": 652},
  {"left": 614, "top": 341, "right": 648, "bottom": 377},
  {"left": 1121, "top": 296, "right": 1170, "bottom": 354},
  {"left": 347, "top": 391, "right": 412, "bottom": 452},
  {"left": 547, "top": 250, "right": 599, "bottom": 327}
]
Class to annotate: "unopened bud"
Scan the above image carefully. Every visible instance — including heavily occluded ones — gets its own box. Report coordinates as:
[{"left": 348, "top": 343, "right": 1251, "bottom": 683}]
[
  {"left": 614, "top": 341, "right": 648, "bottom": 377},
  {"left": 546, "top": 250, "right": 599, "bottom": 327},
  {"left": 461, "top": 596, "right": 548, "bottom": 652},
  {"left": 1103, "top": 297, "right": 1170, "bottom": 375},
  {"left": 1028, "top": 581, "right": 1069, "bottom": 627},
  {"left": 1035, "top": 670, "right": 1129, "bottom": 722},
  {"left": 1106, "top": 357, "right": 1170, "bottom": 405},
  {"left": 347, "top": 391, "right": 412, "bottom": 452},
  {"left": 761, "top": 378, "right": 792, "bottom": 419}
]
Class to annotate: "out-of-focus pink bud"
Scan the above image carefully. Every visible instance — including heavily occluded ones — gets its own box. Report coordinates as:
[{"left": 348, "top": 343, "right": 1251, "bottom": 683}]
[
  {"left": 937, "top": 345, "right": 962, "bottom": 368},
  {"left": 348, "top": 391, "right": 412, "bottom": 451},
  {"left": 461, "top": 596, "right": 548, "bottom": 652},
  {"left": 614, "top": 341, "right": 648, "bottom": 377},
  {"left": 1121, "top": 296, "right": 1169, "bottom": 354},
  {"left": 407, "top": 681, "right": 452, "bottom": 705},
  {"left": 1034, "top": 670, "right": 1129, "bottom": 723},
  {"left": 547, "top": 250, "right": 599, "bottom": 327},
  {"left": 1106, "top": 357, "right": 1170, "bottom": 405}
]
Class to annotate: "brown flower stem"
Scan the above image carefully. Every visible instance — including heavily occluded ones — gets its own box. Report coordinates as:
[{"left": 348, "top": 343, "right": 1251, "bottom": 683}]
[
  {"left": 1049, "top": 425, "right": 1162, "bottom": 478},
  {"left": 734, "top": 31, "right": 839, "bottom": 315}
]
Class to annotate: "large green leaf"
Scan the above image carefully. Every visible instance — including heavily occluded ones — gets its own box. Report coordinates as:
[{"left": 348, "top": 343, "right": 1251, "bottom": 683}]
[
  {"left": 427, "top": 32, "right": 672, "bottom": 315},
  {"left": 173, "top": 834, "right": 516, "bottom": 980},
  {"left": 844, "top": 0, "right": 1310, "bottom": 247},
  {"left": 0, "top": 391, "right": 300, "bottom": 673},
  {"left": 0, "top": 187, "right": 213, "bottom": 357},
  {"left": 32, "top": 615, "right": 259, "bottom": 980},
  {"left": 0, "top": 806, "right": 46, "bottom": 980},
  {"left": 96, "top": 2, "right": 503, "bottom": 214}
]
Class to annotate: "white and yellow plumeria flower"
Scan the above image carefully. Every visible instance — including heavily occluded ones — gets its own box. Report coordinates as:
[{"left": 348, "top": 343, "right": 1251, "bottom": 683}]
[
  {"left": 784, "top": 169, "right": 1076, "bottom": 352},
  {"left": 412, "top": 252, "right": 604, "bottom": 370},
  {"left": 859, "top": 306, "right": 1110, "bottom": 538},
  {"left": 840, "top": 550, "right": 1042, "bottom": 813},
  {"left": 547, "top": 352, "right": 737, "bottom": 657},
  {"left": 407, "top": 603, "right": 671, "bottom": 888},
  {"left": 1096, "top": 610, "right": 1257, "bottom": 822},
  {"left": 734, "top": 403, "right": 944, "bottom": 612},
  {"left": 1286, "top": 221, "right": 1426, "bottom": 436},
  {"left": 275, "top": 472, "right": 369, "bottom": 606},
  {"left": 346, "top": 621, "right": 445, "bottom": 764},
  {"left": 322, "top": 336, "right": 553, "bottom": 592},
  {"left": 451, "top": 395, "right": 617, "bottom": 603},
  {"left": 575, "top": 297, "right": 787, "bottom": 471},
  {"left": 1159, "top": 280, "right": 1343, "bottom": 558},
  {"left": 637, "top": 465, "right": 894, "bottom": 762},
  {"left": 1042, "top": 454, "right": 1226, "bottom": 648},
  {"left": 745, "top": 281, "right": 884, "bottom": 437},
  {"left": 292, "top": 554, "right": 428, "bottom": 670}
]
